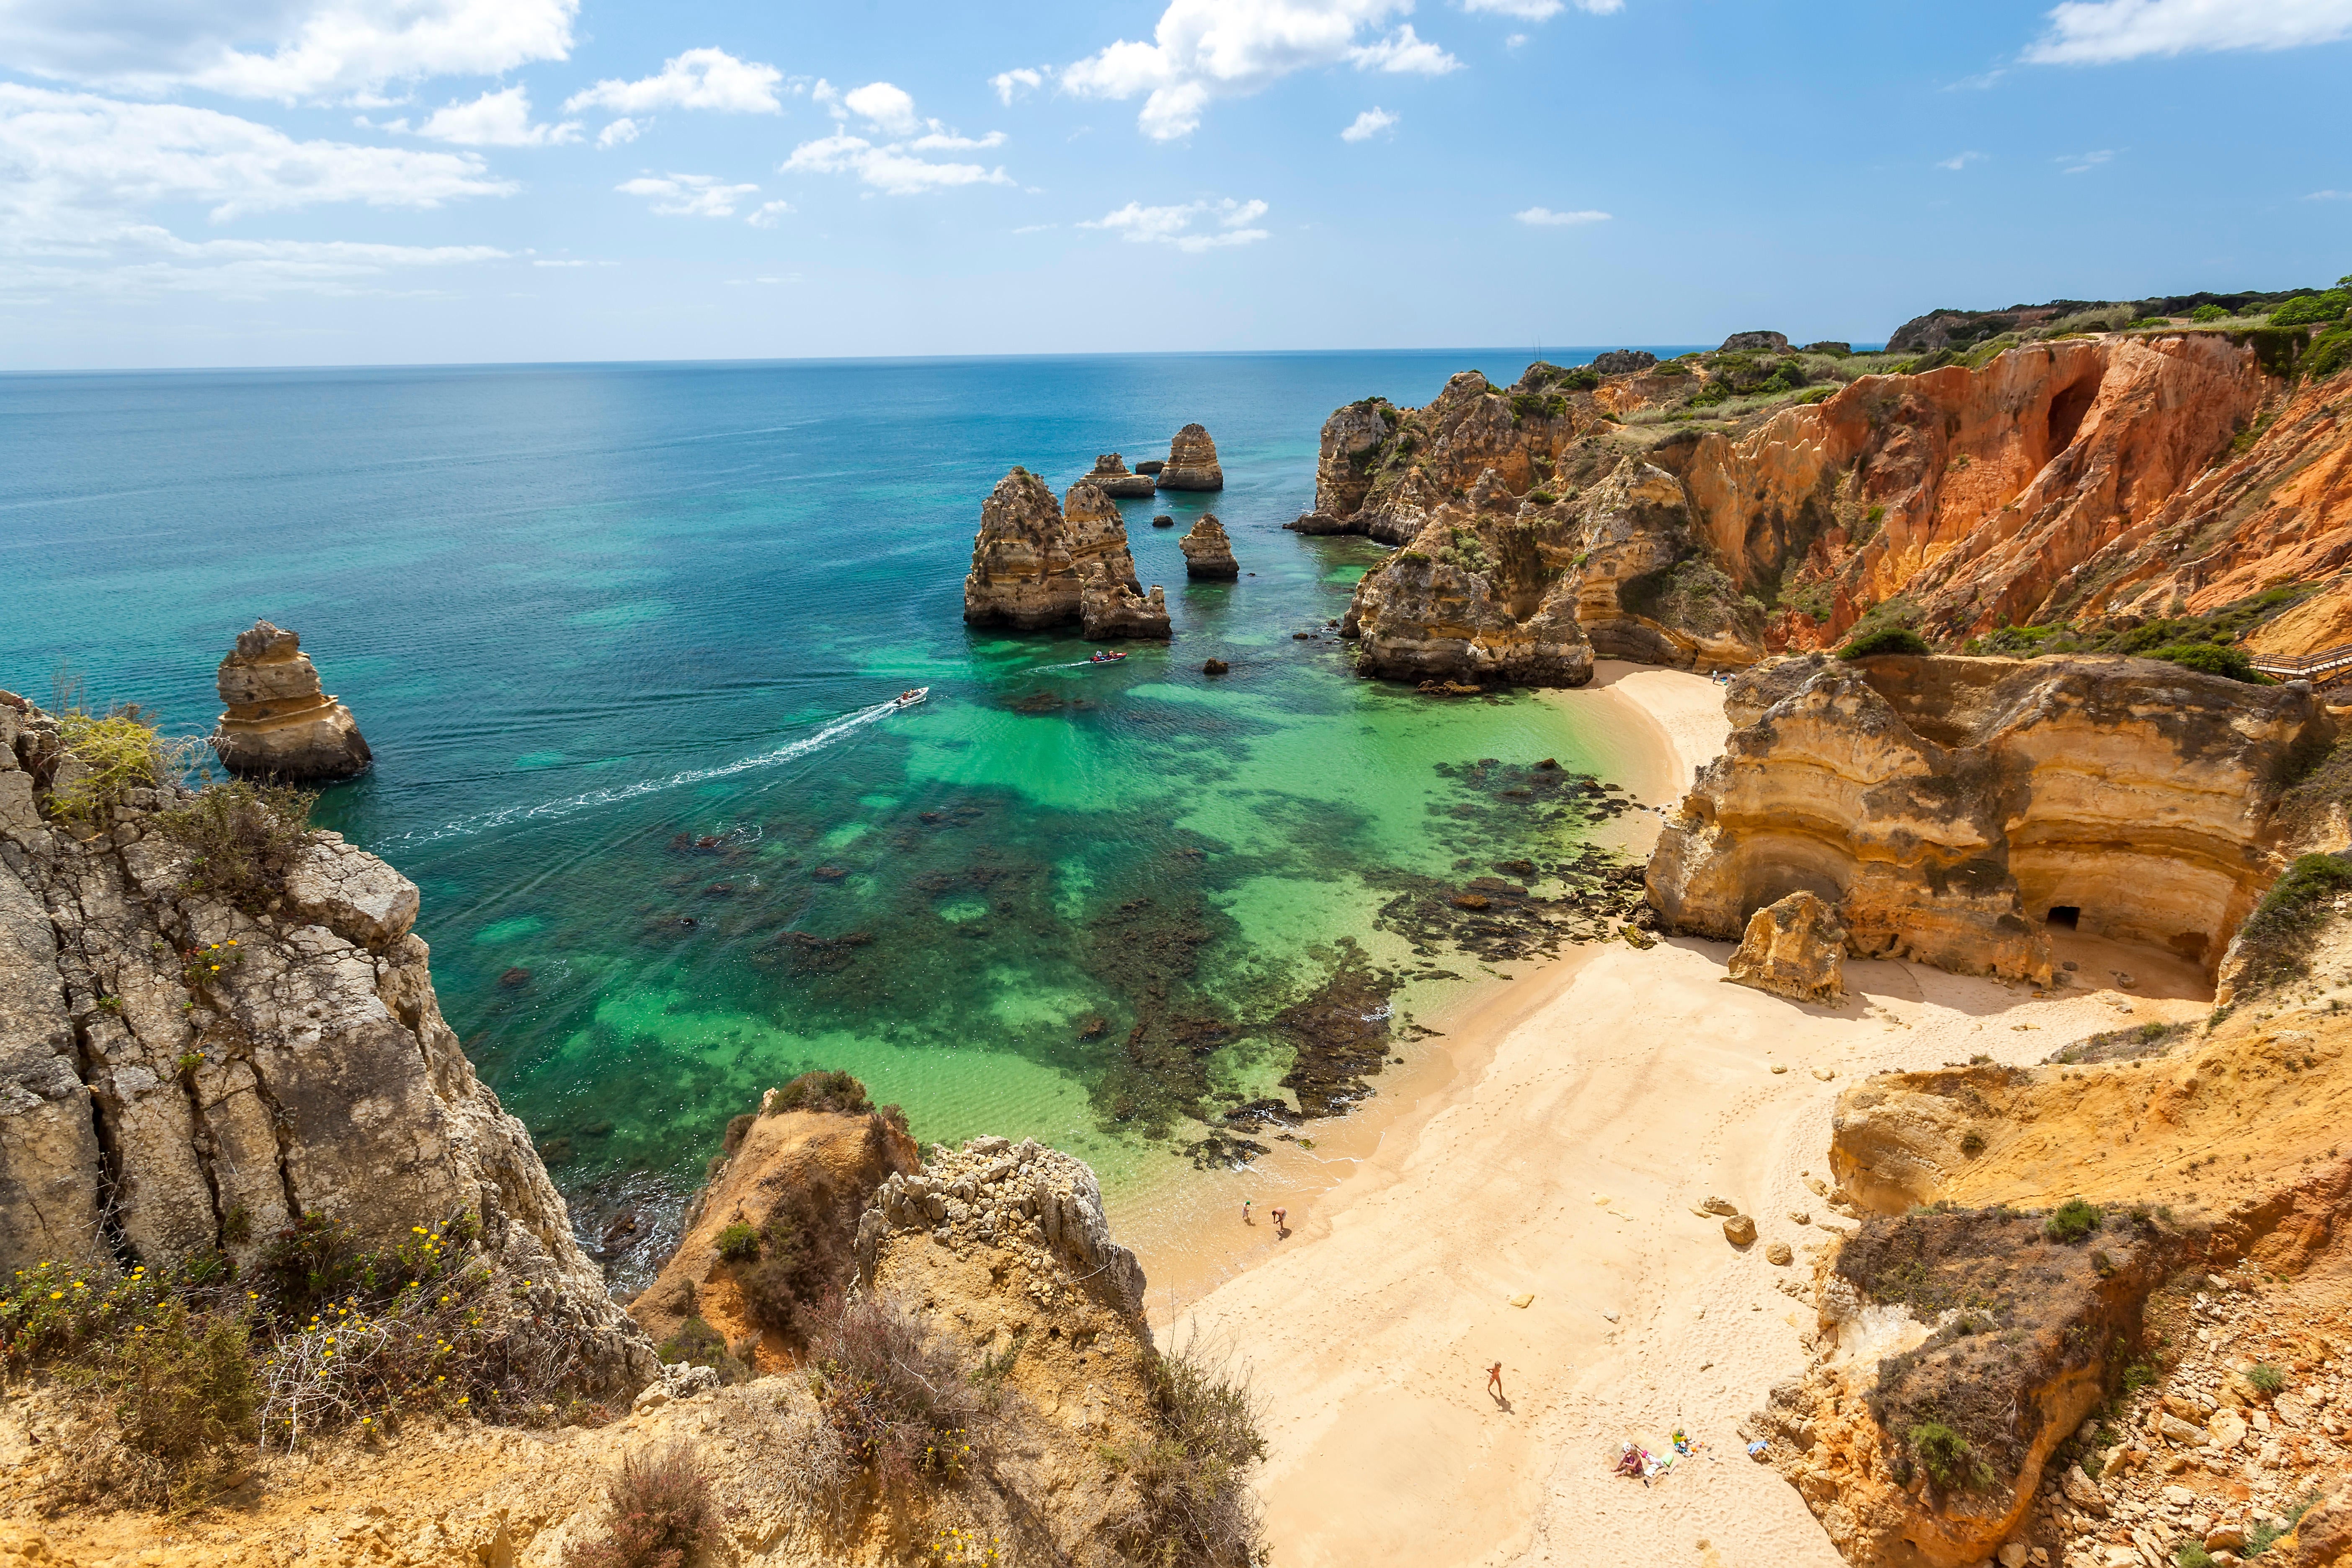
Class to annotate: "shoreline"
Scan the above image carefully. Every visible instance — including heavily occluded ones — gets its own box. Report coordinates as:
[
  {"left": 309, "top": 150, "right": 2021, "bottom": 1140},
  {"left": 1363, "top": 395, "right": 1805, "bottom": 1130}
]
[
  {"left": 1165, "top": 665, "right": 2217, "bottom": 1568},
  {"left": 1119, "top": 666, "right": 1716, "bottom": 1320}
]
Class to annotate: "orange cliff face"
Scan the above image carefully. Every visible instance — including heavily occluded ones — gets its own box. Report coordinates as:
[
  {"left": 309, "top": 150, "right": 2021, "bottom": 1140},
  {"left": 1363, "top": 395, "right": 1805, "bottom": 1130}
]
[{"left": 1659, "top": 333, "right": 2275, "bottom": 650}]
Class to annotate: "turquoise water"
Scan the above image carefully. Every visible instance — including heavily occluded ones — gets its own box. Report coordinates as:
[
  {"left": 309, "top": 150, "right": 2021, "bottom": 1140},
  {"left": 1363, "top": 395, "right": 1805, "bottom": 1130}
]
[{"left": 0, "top": 351, "right": 1656, "bottom": 1261}]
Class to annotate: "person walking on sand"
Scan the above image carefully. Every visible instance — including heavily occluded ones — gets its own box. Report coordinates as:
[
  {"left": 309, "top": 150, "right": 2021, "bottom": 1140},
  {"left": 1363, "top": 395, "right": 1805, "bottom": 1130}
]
[
  {"left": 1242, "top": 1199, "right": 1253, "bottom": 1225},
  {"left": 1486, "top": 1362, "right": 1504, "bottom": 1400}
]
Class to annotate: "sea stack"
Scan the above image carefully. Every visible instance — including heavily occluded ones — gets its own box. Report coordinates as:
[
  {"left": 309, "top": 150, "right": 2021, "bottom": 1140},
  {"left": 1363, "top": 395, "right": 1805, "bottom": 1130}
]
[
  {"left": 1179, "top": 515, "right": 1240, "bottom": 580},
  {"left": 211, "top": 620, "right": 373, "bottom": 780},
  {"left": 1155, "top": 423, "right": 1224, "bottom": 491},
  {"left": 963, "top": 468, "right": 1168, "bottom": 639},
  {"left": 1083, "top": 453, "right": 1157, "bottom": 498}
]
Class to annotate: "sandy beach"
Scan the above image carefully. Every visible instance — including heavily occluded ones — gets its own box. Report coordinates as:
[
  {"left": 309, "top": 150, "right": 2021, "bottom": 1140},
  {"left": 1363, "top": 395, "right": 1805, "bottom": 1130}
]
[{"left": 1169, "top": 665, "right": 2216, "bottom": 1568}]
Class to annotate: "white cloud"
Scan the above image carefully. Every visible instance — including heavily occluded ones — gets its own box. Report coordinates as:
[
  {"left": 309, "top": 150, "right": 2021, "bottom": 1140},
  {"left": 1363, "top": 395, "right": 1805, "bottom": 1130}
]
[
  {"left": 2026, "top": 0, "right": 2352, "bottom": 64},
  {"left": 597, "top": 118, "right": 641, "bottom": 147},
  {"left": 1082, "top": 196, "right": 1270, "bottom": 252},
  {"left": 1514, "top": 205, "right": 1610, "bottom": 224},
  {"left": 746, "top": 199, "right": 794, "bottom": 227},
  {"left": 2058, "top": 148, "right": 2117, "bottom": 173},
  {"left": 1014, "top": 222, "right": 1058, "bottom": 232},
  {"left": 616, "top": 173, "right": 760, "bottom": 218},
  {"left": 1505, "top": 32, "right": 1529, "bottom": 47},
  {"left": 1463, "top": 0, "right": 1563, "bottom": 19},
  {"left": 992, "top": 66, "right": 1048, "bottom": 103},
  {"left": 0, "top": 83, "right": 515, "bottom": 227},
  {"left": 1063, "top": 0, "right": 1461, "bottom": 141},
  {"left": 782, "top": 132, "right": 1013, "bottom": 195},
  {"left": 726, "top": 273, "right": 801, "bottom": 284},
  {"left": 2311, "top": 189, "right": 2352, "bottom": 200},
  {"left": 0, "top": 222, "right": 506, "bottom": 300},
  {"left": 405, "top": 85, "right": 579, "bottom": 146},
  {"left": 0, "top": 0, "right": 580, "bottom": 104},
  {"left": 1937, "top": 150, "right": 1986, "bottom": 170},
  {"left": 1341, "top": 106, "right": 1398, "bottom": 140},
  {"left": 784, "top": 84, "right": 1014, "bottom": 194},
  {"left": 565, "top": 47, "right": 784, "bottom": 116}
]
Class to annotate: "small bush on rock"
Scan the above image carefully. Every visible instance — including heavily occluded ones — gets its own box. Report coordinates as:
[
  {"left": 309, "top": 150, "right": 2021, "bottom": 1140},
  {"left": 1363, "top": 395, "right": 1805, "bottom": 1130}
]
[
  {"left": 158, "top": 781, "right": 319, "bottom": 910},
  {"left": 49, "top": 708, "right": 182, "bottom": 821},
  {"left": 1838, "top": 626, "right": 1931, "bottom": 659},
  {"left": 770, "top": 1069, "right": 872, "bottom": 1116},
  {"left": 1908, "top": 1420, "right": 1993, "bottom": 1491},
  {"left": 2044, "top": 1198, "right": 2101, "bottom": 1243},
  {"left": 654, "top": 1317, "right": 750, "bottom": 1385},
  {"left": 714, "top": 1222, "right": 759, "bottom": 1262},
  {"left": 2247, "top": 1362, "right": 2287, "bottom": 1395},
  {"left": 1104, "top": 1339, "right": 1269, "bottom": 1568},
  {"left": 809, "top": 1293, "right": 993, "bottom": 1494},
  {"left": 88, "top": 1299, "right": 259, "bottom": 1508},
  {"left": 563, "top": 1444, "right": 717, "bottom": 1568}
]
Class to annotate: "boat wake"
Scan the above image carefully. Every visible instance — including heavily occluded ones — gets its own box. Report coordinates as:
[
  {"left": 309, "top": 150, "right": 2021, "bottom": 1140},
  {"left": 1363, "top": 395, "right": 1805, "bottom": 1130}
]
[{"left": 384, "top": 701, "right": 900, "bottom": 848}]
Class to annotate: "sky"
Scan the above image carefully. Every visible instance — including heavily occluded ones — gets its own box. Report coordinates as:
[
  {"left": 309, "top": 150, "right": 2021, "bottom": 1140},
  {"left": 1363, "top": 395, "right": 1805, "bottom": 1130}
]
[{"left": 0, "top": 0, "right": 2347, "bottom": 369}]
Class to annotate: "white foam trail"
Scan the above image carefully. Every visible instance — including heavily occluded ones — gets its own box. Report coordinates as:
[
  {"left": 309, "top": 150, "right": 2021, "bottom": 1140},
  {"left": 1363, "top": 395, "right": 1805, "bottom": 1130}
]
[{"left": 385, "top": 701, "right": 899, "bottom": 848}]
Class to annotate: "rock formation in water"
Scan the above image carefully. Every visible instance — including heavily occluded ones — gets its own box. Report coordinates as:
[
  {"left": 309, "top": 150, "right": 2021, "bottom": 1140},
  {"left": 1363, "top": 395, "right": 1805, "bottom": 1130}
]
[
  {"left": 1724, "top": 889, "right": 1846, "bottom": 1003},
  {"left": 1084, "top": 452, "right": 1158, "bottom": 498},
  {"left": 210, "top": 621, "right": 373, "bottom": 780},
  {"left": 1156, "top": 423, "right": 1224, "bottom": 491},
  {"left": 0, "top": 698, "right": 650, "bottom": 1391},
  {"left": 1179, "top": 515, "right": 1239, "bottom": 580},
  {"left": 963, "top": 468, "right": 1167, "bottom": 638},
  {"left": 1647, "top": 652, "right": 2334, "bottom": 983}
]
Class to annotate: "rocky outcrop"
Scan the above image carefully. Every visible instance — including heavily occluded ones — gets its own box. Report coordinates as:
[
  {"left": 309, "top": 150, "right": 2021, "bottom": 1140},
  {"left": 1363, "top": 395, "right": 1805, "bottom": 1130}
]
[
  {"left": 1647, "top": 652, "right": 2334, "bottom": 982},
  {"left": 0, "top": 699, "right": 651, "bottom": 1392},
  {"left": 1591, "top": 349, "right": 1657, "bottom": 376},
  {"left": 1340, "top": 469, "right": 1596, "bottom": 687},
  {"left": 1179, "top": 515, "right": 1238, "bottom": 579},
  {"left": 1725, "top": 889, "right": 1846, "bottom": 1003},
  {"left": 1720, "top": 330, "right": 1789, "bottom": 353},
  {"left": 1155, "top": 423, "right": 1224, "bottom": 491},
  {"left": 963, "top": 469, "right": 1167, "bottom": 638},
  {"left": 210, "top": 621, "right": 372, "bottom": 781},
  {"left": 1084, "top": 452, "right": 1157, "bottom": 498},
  {"left": 859, "top": 1134, "right": 1148, "bottom": 1317}
]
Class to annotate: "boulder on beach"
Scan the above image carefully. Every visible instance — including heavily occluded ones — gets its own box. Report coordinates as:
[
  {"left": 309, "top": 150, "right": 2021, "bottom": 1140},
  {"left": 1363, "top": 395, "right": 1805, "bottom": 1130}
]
[
  {"left": 1724, "top": 890, "right": 1847, "bottom": 1005},
  {"left": 211, "top": 620, "right": 373, "bottom": 780}
]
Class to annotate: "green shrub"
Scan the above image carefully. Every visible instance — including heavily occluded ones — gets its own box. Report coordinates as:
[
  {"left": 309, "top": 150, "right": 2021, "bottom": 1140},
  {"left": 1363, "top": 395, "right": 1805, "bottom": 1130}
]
[
  {"left": 2307, "top": 324, "right": 2352, "bottom": 383},
  {"left": 2175, "top": 1540, "right": 2216, "bottom": 1568},
  {"left": 2044, "top": 1198, "right": 2101, "bottom": 1243},
  {"left": 714, "top": 1222, "right": 759, "bottom": 1262},
  {"left": 2191, "top": 304, "right": 2231, "bottom": 322},
  {"left": 655, "top": 1316, "right": 750, "bottom": 1384},
  {"left": 90, "top": 1299, "right": 260, "bottom": 1507},
  {"left": 1908, "top": 1421, "right": 1993, "bottom": 1490},
  {"left": 810, "top": 1293, "right": 993, "bottom": 1494},
  {"left": 1839, "top": 626, "right": 1931, "bottom": 659},
  {"left": 2248, "top": 1362, "right": 2287, "bottom": 1395},
  {"left": 158, "top": 781, "right": 319, "bottom": 912},
  {"left": 48, "top": 709, "right": 176, "bottom": 820},
  {"left": 1958, "top": 1130, "right": 1986, "bottom": 1157},
  {"left": 2130, "top": 317, "right": 2173, "bottom": 331},
  {"left": 769, "top": 1069, "right": 872, "bottom": 1116},
  {"left": 2145, "top": 641, "right": 2268, "bottom": 682},
  {"left": 2232, "top": 852, "right": 2352, "bottom": 993},
  {"left": 1104, "top": 1341, "right": 1269, "bottom": 1568},
  {"left": 1527, "top": 489, "right": 1558, "bottom": 505},
  {"left": 562, "top": 1444, "right": 717, "bottom": 1568},
  {"left": 2271, "top": 289, "right": 2351, "bottom": 328}
]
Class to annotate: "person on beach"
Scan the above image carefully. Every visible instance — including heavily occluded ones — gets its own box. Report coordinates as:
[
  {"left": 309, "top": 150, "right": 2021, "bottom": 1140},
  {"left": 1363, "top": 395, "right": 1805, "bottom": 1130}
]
[
  {"left": 1270, "top": 1206, "right": 1287, "bottom": 1234},
  {"left": 1243, "top": 1199, "right": 1253, "bottom": 1224},
  {"left": 1486, "top": 1362, "right": 1504, "bottom": 1400}
]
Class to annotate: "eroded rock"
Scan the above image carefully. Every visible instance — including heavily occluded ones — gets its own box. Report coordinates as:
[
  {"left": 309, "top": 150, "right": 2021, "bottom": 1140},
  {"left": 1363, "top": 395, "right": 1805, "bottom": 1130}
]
[
  {"left": 964, "top": 469, "right": 1168, "bottom": 639},
  {"left": 1179, "top": 515, "right": 1239, "bottom": 580},
  {"left": 1156, "top": 423, "right": 1224, "bottom": 491},
  {"left": 1083, "top": 452, "right": 1157, "bottom": 498},
  {"left": 210, "top": 621, "right": 372, "bottom": 780},
  {"left": 1725, "top": 890, "right": 1847, "bottom": 1004}
]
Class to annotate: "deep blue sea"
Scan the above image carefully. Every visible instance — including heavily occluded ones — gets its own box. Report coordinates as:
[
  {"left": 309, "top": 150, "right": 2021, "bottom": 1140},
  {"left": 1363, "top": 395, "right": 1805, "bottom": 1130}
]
[{"left": 0, "top": 349, "right": 1690, "bottom": 1266}]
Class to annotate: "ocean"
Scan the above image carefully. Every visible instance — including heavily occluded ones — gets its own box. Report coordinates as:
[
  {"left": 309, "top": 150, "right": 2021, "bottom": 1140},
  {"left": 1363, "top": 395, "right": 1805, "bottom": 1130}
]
[{"left": 0, "top": 349, "right": 1681, "bottom": 1273}]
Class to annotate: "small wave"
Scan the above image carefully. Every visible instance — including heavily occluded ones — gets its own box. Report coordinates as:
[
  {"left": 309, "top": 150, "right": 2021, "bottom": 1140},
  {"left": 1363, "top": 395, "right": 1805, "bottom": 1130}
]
[{"left": 384, "top": 701, "right": 898, "bottom": 848}]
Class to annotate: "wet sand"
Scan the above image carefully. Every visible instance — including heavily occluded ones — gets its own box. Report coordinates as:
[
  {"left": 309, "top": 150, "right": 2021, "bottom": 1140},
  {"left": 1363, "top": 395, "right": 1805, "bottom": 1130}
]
[{"left": 1162, "top": 666, "right": 2216, "bottom": 1568}]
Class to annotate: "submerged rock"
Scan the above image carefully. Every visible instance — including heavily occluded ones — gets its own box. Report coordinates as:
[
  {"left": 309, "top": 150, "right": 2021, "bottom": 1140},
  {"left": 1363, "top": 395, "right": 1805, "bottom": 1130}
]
[
  {"left": 1179, "top": 515, "right": 1240, "bottom": 579},
  {"left": 210, "top": 620, "right": 373, "bottom": 780},
  {"left": 1156, "top": 423, "right": 1224, "bottom": 491},
  {"left": 963, "top": 468, "right": 1167, "bottom": 638},
  {"left": 1725, "top": 890, "right": 1847, "bottom": 1005},
  {"left": 1084, "top": 451, "right": 1157, "bottom": 498}
]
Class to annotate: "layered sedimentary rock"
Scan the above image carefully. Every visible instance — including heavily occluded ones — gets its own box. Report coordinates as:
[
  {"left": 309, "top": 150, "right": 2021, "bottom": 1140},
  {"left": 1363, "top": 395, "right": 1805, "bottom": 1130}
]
[
  {"left": 1155, "top": 423, "right": 1224, "bottom": 491},
  {"left": 211, "top": 621, "right": 372, "bottom": 780},
  {"left": 1724, "top": 889, "right": 1846, "bottom": 1003},
  {"left": 1647, "top": 652, "right": 2333, "bottom": 982},
  {"left": 963, "top": 469, "right": 1166, "bottom": 638},
  {"left": 1340, "top": 468, "right": 1596, "bottom": 687},
  {"left": 0, "top": 700, "right": 650, "bottom": 1389},
  {"left": 1179, "top": 514, "right": 1239, "bottom": 579},
  {"left": 1083, "top": 452, "right": 1157, "bottom": 498}
]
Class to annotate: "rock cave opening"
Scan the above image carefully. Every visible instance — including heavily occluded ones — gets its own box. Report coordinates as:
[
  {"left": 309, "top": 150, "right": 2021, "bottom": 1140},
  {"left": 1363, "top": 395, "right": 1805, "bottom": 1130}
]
[{"left": 2045, "top": 904, "right": 2081, "bottom": 928}]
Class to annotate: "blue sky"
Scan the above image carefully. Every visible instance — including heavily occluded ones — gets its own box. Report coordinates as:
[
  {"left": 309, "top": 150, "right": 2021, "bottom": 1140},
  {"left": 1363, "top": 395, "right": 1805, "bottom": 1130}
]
[{"left": 0, "top": 0, "right": 2347, "bottom": 369}]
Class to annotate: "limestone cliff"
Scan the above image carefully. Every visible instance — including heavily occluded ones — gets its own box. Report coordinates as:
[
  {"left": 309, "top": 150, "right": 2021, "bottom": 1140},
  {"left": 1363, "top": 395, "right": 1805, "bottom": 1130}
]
[
  {"left": 1647, "top": 652, "right": 2334, "bottom": 982},
  {"left": 210, "top": 621, "right": 372, "bottom": 781},
  {"left": 962, "top": 469, "right": 1167, "bottom": 639},
  {"left": 1156, "top": 423, "right": 1224, "bottom": 491},
  {"left": 1178, "top": 515, "right": 1238, "bottom": 580},
  {"left": 0, "top": 697, "right": 650, "bottom": 1390},
  {"left": 1084, "top": 453, "right": 1158, "bottom": 498}
]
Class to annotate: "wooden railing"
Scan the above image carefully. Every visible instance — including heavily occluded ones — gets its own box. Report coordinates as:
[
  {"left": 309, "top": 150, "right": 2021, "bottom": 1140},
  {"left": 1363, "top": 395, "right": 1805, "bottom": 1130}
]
[{"left": 2249, "top": 642, "right": 2352, "bottom": 685}]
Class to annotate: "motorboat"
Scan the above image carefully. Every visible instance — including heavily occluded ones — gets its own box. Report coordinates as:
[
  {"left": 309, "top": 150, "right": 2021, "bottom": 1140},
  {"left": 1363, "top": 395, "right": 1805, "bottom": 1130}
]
[
  {"left": 1088, "top": 650, "right": 1127, "bottom": 665},
  {"left": 895, "top": 687, "right": 929, "bottom": 708}
]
